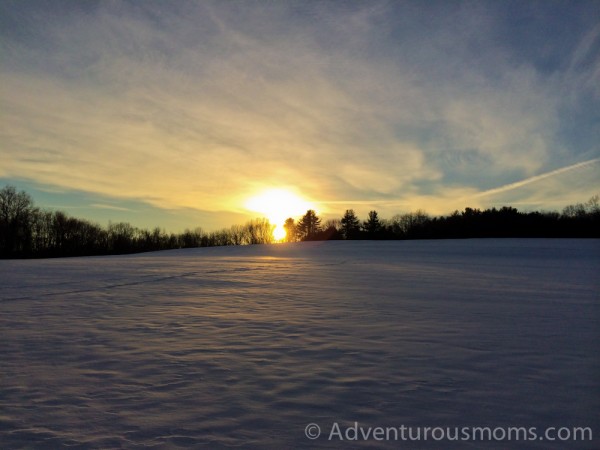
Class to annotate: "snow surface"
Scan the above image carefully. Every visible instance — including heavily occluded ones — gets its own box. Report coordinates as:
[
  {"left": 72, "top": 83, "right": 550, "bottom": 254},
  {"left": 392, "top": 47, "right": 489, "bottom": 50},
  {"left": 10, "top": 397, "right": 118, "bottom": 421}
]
[{"left": 1, "top": 239, "right": 598, "bottom": 449}]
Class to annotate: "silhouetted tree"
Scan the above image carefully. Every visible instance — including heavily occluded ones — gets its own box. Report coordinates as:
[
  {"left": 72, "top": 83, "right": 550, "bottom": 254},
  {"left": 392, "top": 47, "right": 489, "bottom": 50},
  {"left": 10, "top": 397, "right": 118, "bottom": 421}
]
[
  {"left": 0, "top": 186, "right": 37, "bottom": 257},
  {"left": 324, "top": 219, "right": 341, "bottom": 234},
  {"left": 108, "top": 221, "right": 137, "bottom": 254},
  {"left": 31, "top": 210, "right": 54, "bottom": 255},
  {"left": 245, "top": 218, "right": 274, "bottom": 244},
  {"left": 390, "top": 210, "right": 430, "bottom": 238},
  {"left": 139, "top": 227, "right": 169, "bottom": 252},
  {"left": 563, "top": 203, "right": 586, "bottom": 218},
  {"left": 585, "top": 195, "right": 600, "bottom": 216},
  {"left": 179, "top": 227, "right": 204, "bottom": 248},
  {"left": 297, "top": 210, "right": 321, "bottom": 240},
  {"left": 316, "top": 219, "right": 343, "bottom": 240},
  {"left": 229, "top": 224, "right": 248, "bottom": 245},
  {"left": 340, "top": 209, "right": 360, "bottom": 239},
  {"left": 363, "top": 210, "right": 382, "bottom": 238},
  {"left": 205, "top": 229, "right": 225, "bottom": 247}
]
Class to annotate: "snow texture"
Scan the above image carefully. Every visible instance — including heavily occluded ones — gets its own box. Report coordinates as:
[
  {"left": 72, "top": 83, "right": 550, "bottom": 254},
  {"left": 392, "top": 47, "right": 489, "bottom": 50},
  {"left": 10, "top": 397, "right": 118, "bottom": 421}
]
[{"left": 1, "top": 239, "right": 598, "bottom": 449}]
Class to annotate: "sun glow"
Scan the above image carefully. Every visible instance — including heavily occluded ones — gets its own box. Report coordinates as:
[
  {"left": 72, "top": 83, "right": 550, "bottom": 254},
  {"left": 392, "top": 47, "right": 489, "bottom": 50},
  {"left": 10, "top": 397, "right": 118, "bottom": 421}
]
[{"left": 245, "top": 189, "right": 314, "bottom": 241}]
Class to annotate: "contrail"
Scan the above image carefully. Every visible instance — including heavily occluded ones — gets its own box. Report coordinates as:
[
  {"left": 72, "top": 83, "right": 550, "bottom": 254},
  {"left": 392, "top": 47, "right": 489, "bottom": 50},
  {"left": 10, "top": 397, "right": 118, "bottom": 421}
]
[
  {"left": 474, "top": 158, "right": 600, "bottom": 198},
  {"left": 315, "top": 158, "right": 599, "bottom": 208}
]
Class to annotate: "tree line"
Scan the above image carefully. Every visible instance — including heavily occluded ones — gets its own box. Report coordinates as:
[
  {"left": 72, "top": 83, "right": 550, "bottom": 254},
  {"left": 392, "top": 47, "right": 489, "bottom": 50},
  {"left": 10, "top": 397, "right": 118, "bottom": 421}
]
[
  {"left": 1, "top": 184, "right": 598, "bottom": 258},
  {"left": 284, "top": 199, "right": 599, "bottom": 241},
  {"left": 0, "top": 185, "right": 275, "bottom": 258}
]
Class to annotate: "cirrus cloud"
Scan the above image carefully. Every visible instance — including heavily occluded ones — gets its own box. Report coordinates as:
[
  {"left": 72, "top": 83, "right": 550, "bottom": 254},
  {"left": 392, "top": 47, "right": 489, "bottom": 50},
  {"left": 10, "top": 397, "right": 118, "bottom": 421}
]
[{"left": 1, "top": 0, "right": 598, "bottom": 227}]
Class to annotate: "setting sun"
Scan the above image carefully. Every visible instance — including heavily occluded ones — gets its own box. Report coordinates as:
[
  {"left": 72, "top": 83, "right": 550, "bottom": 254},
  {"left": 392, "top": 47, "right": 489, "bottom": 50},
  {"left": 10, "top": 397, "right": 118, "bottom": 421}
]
[{"left": 245, "top": 189, "right": 315, "bottom": 241}]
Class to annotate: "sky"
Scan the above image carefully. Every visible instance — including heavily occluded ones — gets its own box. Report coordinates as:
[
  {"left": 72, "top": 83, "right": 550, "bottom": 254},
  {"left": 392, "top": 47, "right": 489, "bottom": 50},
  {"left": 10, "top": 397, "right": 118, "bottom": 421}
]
[{"left": 1, "top": 0, "right": 599, "bottom": 232}]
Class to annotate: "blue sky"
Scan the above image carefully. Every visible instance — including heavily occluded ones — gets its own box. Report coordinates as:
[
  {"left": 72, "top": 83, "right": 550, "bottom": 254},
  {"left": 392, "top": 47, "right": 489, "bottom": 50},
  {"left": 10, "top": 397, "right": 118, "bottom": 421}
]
[{"left": 1, "top": 0, "right": 598, "bottom": 231}]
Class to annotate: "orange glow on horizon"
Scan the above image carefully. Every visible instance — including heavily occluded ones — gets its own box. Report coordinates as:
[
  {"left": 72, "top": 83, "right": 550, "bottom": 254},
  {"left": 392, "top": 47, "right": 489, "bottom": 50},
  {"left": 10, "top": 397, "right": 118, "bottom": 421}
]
[{"left": 244, "top": 188, "right": 315, "bottom": 241}]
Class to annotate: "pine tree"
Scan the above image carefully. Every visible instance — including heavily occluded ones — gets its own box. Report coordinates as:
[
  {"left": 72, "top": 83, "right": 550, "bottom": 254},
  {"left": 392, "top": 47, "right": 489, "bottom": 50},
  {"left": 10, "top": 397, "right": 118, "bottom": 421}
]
[
  {"left": 363, "top": 210, "right": 382, "bottom": 238},
  {"left": 340, "top": 209, "right": 360, "bottom": 239},
  {"left": 297, "top": 210, "right": 321, "bottom": 240}
]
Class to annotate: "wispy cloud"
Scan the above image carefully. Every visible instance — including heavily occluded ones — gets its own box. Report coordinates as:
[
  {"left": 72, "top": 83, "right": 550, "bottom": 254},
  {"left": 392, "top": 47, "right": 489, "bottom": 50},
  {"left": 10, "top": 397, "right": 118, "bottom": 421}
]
[
  {"left": 1, "top": 1, "right": 598, "bottom": 225},
  {"left": 90, "top": 203, "right": 132, "bottom": 212}
]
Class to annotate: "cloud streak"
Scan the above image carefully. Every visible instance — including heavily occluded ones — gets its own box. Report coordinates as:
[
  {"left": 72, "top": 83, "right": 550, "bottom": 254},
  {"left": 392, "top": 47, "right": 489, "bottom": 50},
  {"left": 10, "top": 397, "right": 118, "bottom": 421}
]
[{"left": 475, "top": 159, "right": 600, "bottom": 199}]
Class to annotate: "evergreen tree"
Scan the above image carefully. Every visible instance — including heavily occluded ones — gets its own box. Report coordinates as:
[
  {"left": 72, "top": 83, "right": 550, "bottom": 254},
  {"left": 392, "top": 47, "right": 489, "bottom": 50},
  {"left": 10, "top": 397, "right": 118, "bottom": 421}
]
[
  {"left": 340, "top": 209, "right": 360, "bottom": 239},
  {"left": 363, "top": 210, "right": 382, "bottom": 238},
  {"left": 297, "top": 210, "right": 321, "bottom": 240}
]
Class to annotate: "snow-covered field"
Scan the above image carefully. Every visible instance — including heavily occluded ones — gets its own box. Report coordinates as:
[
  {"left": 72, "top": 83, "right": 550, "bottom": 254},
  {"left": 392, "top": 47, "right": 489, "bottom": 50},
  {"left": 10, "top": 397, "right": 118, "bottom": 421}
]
[{"left": 1, "top": 239, "right": 598, "bottom": 449}]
